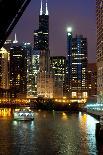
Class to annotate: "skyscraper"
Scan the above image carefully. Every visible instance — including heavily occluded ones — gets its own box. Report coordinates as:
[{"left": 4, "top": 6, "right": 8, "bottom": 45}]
[
  {"left": 30, "top": 50, "right": 40, "bottom": 97},
  {"left": 34, "top": 0, "right": 49, "bottom": 50},
  {"left": 23, "top": 43, "right": 32, "bottom": 98},
  {"left": 10, "top": 43, "right": 27, "bottom": 98},
  {"left": 33, "top": 0, "right": 53, "bottom": 98},
  {"left": 96, "top": 0, "right": 103, "bottom": 104},
  {"left": 0, "top": 48, "right": 10, "bottom": 98},
  {"left": 67, "top": 28, "right": 88, "bottom": 102},
  {"left": 50, "top": 56, "right": 66, "bottom": 98},
  {"left": 87, "top": 63, "right": 97, "bottom": 97}
]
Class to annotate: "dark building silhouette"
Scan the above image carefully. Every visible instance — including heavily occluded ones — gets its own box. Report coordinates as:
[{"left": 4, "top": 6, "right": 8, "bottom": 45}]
[
  {"left": 88, "top": 63, "right": 97, "bottom": 97},
  {"left": 10, "top": 43, "right": 27, "bottom": 98},
  {"left": 34, "top": 0, "right": 49, "bottom": 50},
  {"left": 67, "top": 28, "right": 88, "bottom": 101}
]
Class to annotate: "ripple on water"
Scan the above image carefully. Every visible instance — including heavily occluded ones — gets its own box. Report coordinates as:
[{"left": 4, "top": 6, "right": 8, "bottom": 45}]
[{"left": 0, "top": 110, "right": 98, "bottom": 155}]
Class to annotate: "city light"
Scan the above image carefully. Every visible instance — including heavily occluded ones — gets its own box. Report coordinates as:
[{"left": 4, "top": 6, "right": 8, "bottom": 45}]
[
  {"left": 67, "top": 27, "right": 72, "bottom": 32},
  {"left": 0, "top": 0, "right": 101, "bottom": 154}
]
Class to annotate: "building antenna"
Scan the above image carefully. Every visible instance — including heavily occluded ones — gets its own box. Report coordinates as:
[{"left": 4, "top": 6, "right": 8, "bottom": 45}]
[
  {"left": 40, "top": 0, "right": 43, "bottom": 15},
  {"left": 13, "top": 33, "right": 18, "bottom": 43},
  {"left": 45, "top": 0, "right": 49, "bottom": 15}
]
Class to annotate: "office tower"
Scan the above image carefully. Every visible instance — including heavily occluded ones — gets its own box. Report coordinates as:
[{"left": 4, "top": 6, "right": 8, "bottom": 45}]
[
  {"left": 34, "top": 0, "right": 49, "bottom": 50},
  {"left": 33, "top": 0, "right": 53, "bottom": 98},
  {"left": 88, "top": 63, "right": 97, "bottom": 97},
  {"left": 67, "top": 28, "right": 88, "bottom": 102},
  {"left": 37, "top": 72, "right": 53, "bottom": 98},
  {"left": 10, "top": 43, "right": 27, "bottom": 98},
  {"left": 96, "top": 0, "right": 103, "bottom": 103},
  {"left": 30, "top": 50, "right": 40, "bottom": 97},
  {"left": 50, "top": 56, "right": 66, "bottom": 98},
  {"left": 0, "top": 47, "right": 10, "bottom": 97},
  {"left": 22, "top": 43, "right": 32, "bottom": 98}
]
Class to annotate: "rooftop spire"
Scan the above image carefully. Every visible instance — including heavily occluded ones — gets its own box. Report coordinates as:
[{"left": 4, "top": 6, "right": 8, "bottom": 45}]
[
  {"left": 45, "top": 0, "right": 49, "bottom": 15},
  {"left": 13, "top": 33, "right": 18, "bottom": 43},
  {"left": 40, "top": 0, "right": 43, "bottom": 15}
]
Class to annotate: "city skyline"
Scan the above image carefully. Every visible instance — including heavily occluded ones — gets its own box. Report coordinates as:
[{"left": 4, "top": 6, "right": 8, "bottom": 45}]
[
  {"left": 0, "top": 1, "right": 102, "bottom": 155},
  {"left": 9, "top": 0, "right": 96, "bottom": 63}
]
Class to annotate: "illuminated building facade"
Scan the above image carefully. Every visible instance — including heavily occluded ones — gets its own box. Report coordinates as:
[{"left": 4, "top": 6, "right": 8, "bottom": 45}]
[
  {"left": 0, "top": 48, "right": 10, "bottom": 97},
  {"left": 29, "top": 50, "right": 40, "bottom": 97},
  {"left": 67, "top": 28, "right": 88, "bottom": 101},
  {"left": 96, "top": 0, "right": 103, "bottom": 103},
  {"left": 88, "top": 63, "right": 97, "bottom": 97},
  {"left": 23, "top": 43, "right": 32, "bottom": 98},
  {"left": 10, "top": 43, "right": 27, "bottom": 98},
  {"left": 37, "top": 49, "right": 53, "bottom": 98},
  {"left": 50, "top": 56, "right": 66, "bottom": 98},
  {"left": 37, "top": 72, "right": 53, "bottom": 98}
]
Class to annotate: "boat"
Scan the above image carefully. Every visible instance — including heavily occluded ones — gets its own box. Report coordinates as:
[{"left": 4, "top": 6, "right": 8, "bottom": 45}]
[{"left": 13, "top": 108, "right": 34, "bottom": 121}]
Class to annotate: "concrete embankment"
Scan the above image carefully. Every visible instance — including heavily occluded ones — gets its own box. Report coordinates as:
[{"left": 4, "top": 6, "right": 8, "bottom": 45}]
[
  {"left": 84, "top": 109, "right": 103, "bottom": 146},
  {"left": 83, "top": 109, "right": 103, "bottom": 120}
]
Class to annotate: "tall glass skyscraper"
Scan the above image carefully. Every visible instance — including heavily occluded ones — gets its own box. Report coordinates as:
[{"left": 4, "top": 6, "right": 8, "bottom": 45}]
[
  {"left": 50, "top": 56, "right": 66, "bottom": 98},
  {"left": 31, "top": 50, "right": 40, "bottom": 97},
  {"left": 67, "top": 28, "right": 88, "bottom": 102},
  {"left": 34, "top": 0, "right": 49, "bottom": 50},
  {"left": 96, "top": 0, "right": 103, "bottom": 104},
  {"left": 10, "top": 43, "right": 28, "bottom": 98},
  {"left": 33, "top": 0, "right": 53, "bottom": 98}
]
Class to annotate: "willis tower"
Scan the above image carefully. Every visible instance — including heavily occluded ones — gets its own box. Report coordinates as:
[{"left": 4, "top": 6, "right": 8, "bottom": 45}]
[
  {"left": 34, "top": 0, "right": 49, "bottom": 50},
  {"left": 33, "top": 0, "right": 53, "bottom": 98}
]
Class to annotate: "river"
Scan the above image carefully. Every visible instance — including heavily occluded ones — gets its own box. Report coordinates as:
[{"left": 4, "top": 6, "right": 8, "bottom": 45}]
[{"left": 0, "top": 108, "right": 99, "bottom": 155}]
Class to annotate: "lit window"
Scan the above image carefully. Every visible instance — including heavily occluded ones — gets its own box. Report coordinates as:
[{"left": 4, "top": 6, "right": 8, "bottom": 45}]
[
  {"left": 72, "top": 92, "right": 77, "bottom": 98},
  {"left": 83, "top": 92, "right": 88, "bottom": 98}
]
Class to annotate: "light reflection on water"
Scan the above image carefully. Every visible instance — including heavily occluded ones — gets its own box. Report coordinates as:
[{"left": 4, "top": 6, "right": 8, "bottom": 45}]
[{"left": 0, "top": 109, "right": 99, "bottom": 155}]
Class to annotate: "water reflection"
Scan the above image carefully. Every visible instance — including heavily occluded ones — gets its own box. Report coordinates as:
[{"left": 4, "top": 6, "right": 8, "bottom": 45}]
[
  {"left": 61, "top": 112, "right": 68, "bottom": 121},
  {"left": 0, "top": 108, "right": 12, "bottom": 118},
  {"left": 0, "top": 109, "right": 99, "bottom": 155},
  {"left": 79, "top": 112, "right": 99, "bottom": 155}
]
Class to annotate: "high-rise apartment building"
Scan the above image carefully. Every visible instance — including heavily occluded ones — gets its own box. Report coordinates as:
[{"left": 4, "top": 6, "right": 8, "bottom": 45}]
[
  {"left": 0, "top": 48, "right": 10, "bottom": 89},
  {"left": 67, "top": 28, "right": 88, "bottom": 102},
  {"left": 10, "top": 43, "right": 27, "bottom": 98},
  {"left": 29, "top": 50, "right": 40, "bottom": 97},
  {"left": 0, "top": 47, "right": 10, "bottom": 98},
  {"left": 23, "top": 43, "right": 32, "bottom": 98},
  {"left": 50, "top": 56, "right": 66, "bottom": 98},
  {"left": 96, "top": 0, "right": 103, "bottom": 103}
]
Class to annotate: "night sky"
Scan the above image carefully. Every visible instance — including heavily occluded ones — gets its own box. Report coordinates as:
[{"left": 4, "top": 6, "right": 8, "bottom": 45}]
[{"left": 9, "top": 0, "right": 96, "bottom": 62}]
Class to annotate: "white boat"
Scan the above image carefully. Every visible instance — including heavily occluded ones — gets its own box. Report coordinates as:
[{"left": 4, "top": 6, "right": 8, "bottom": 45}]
[{"left": 14, "top": 108, "right": 34, "bottom": 121}]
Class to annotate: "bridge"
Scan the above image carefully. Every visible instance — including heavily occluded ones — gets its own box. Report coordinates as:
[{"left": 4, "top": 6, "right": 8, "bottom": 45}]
[
  {"left": 81, "top": 102, "right": 103, "bottom": 120},
  {"left": 0, "top": 0, "right": 31, "bottom": 48}
]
